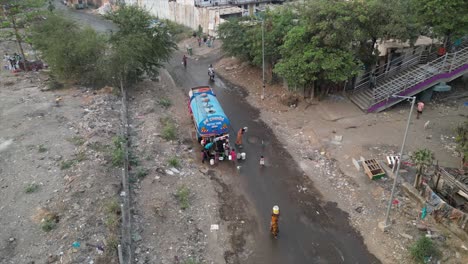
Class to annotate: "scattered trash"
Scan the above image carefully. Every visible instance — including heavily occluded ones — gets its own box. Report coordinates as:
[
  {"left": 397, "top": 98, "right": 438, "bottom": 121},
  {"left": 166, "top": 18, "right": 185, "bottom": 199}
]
[
  {"left": 424, "top": 120, "right": 430, "bottom": 129},
  {"left": 132, "top": 233, "right": 142, "bottom": 242},
  {"left": 210, "top": 224, "right": 219, "bottom": 231},
  {"left": 47, "top": 254, "right": 58, "bottom": 264},
  {"left": 416, "top": 222, "right": 428, "bottom": 231},
  {"left": 421, "top": 206, "right": 427, "bottom": 220},
  {"left": 72, "top": 241, "right": 80, "bottom": 248},
  {"left": 400, "top": 233, "right": 413, "bottom": 240},
  {"left": 297, "top": 185, "right": 307, "bottom": 193}
]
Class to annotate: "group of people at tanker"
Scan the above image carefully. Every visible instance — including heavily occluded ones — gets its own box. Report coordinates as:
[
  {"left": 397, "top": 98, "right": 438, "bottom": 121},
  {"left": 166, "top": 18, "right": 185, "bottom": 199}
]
[{"left": 200, "top": 127, "right": 247, "bottom": 164}]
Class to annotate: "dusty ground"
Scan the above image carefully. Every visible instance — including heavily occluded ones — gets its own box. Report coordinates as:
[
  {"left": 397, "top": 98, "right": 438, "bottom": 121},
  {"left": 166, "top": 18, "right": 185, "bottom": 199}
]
[
  {"left": 126, "top": 68, "right": 257, "bottom": 264},
  {"left": 0, "top": 39, "right": 248, "bottom": 264},
  {"left": 216, "top": 56, "right": 468, "bottom": 263},
  {"left": 0, "top": 65, "right": 123, "bottom": 263},
  {"left": 1, "top": 6, "right": 465, "bottom": 260}
]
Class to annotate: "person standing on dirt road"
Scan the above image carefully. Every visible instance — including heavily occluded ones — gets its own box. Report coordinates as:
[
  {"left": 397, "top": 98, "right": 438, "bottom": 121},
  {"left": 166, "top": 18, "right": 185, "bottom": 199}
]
[
  {"left": 416, "top": 101, "right": 424, "bottom": 119},
  {"left": 182, "top": 55, "right": 187, "bottom": 69},
  {"left": 201, "top": 150, "right": 208, "bottom": 163},
  {"left": 235, "top": 127, "right": 247, "bottom": 147}
]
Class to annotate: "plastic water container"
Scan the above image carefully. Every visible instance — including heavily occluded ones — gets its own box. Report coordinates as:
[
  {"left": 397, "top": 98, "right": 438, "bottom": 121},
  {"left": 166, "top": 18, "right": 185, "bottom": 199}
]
[
  {"left": 241, "top": 152, "right": 246, "bottom": 160},
  {"left": 210, "top": 159, "right": 215, "bottom": 165},
  {"left": 228, "top": 155, "right": 232, "bottom": 161}
]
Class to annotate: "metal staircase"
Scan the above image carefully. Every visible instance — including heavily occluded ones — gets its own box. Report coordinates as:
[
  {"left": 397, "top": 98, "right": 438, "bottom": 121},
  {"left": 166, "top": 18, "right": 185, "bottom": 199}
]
[{"left": 350, "top": 46, "right": 468, "bottom": 113}]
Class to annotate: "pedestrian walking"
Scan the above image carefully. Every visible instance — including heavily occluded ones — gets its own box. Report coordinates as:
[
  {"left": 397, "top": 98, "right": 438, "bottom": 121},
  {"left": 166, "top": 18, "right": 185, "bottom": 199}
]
[
  {"left": 235, "top": 127, "right": 247, "bottom": 147},
  {"left": 197, "top": 37, "right": 201, "bottom": 47},
  {"left": 270, "top": 205, "right": 280, "bottom": 239},
  {"left": 416, "top": 101, "right": 424, "bottom": 119}
]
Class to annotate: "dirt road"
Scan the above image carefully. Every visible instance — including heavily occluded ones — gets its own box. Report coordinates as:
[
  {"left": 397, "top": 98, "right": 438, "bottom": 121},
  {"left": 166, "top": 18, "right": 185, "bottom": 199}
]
[{"left": 165, "top": 51, "right": 380, "bottom": 263}]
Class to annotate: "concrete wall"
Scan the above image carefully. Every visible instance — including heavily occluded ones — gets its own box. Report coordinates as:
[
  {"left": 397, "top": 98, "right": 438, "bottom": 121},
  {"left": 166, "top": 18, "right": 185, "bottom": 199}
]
[{"left": 125, "top": 0, "right": 220, "bottom": 35}]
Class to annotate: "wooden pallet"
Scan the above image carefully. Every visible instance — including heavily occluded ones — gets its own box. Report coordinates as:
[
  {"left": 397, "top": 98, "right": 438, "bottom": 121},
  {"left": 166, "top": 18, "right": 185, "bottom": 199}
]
[{"left": 363, "top": 159, "right": 386, "bottom": 180}]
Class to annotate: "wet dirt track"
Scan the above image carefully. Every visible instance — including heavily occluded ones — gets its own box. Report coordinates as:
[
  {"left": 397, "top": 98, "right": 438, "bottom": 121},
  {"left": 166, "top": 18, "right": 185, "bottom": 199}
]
[{"left": 166, "top": 52, "right": 381, "bottom": 264}]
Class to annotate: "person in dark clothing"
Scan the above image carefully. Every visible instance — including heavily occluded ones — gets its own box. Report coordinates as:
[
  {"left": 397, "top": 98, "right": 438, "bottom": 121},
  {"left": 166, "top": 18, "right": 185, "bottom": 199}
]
[
  {"left": 182, "top": 55, "right": 187, "bottom": 68},
  {"left": 201, "top": 150, "right": 208, "bottom": 163}
]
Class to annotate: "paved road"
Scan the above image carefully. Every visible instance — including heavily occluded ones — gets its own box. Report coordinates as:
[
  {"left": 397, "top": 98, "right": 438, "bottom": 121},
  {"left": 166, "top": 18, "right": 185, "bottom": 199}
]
[
  {"left": 166, "top": 52, "right": 381, "bottom": 264},
  {"left": 54, "top": 0, "right": 117, "bottom": 33}
]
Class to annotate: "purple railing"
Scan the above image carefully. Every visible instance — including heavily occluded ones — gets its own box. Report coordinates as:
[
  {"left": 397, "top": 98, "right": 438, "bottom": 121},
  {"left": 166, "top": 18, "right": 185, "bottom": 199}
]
[{"left": 367, "top": 63, "right": 468, "bottom": 113}]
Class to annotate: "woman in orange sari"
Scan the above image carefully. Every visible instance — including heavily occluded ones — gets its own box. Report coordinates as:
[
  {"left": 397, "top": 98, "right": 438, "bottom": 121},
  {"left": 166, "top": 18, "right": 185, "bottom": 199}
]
[
  {"left": 270, "top": 205, "right": 280, "bottom": 239},
  {"left": 235, "top": 127, "right": 247, "bottom": 146}
]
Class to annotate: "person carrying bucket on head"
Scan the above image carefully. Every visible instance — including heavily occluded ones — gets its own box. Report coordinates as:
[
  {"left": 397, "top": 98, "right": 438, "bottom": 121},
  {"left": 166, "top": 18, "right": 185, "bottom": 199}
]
[
  {"left": 270, "top": 205, "right": 280, "bottom": 239},
  {"left": 235, "top": 127, "right": 247, "bottom": 147}
]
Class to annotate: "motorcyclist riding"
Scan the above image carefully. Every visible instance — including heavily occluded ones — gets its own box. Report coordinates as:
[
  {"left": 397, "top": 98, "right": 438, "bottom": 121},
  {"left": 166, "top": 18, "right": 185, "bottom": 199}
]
[{"left": 208, "top": 64, "right": 215, "bottom": 81}]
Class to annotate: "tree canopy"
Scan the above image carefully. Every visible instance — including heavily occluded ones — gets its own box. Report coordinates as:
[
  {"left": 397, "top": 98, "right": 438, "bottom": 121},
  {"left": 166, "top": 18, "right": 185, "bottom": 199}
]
[
  {"left": 218, "top": 0, "right": 462, "bottom": 97},
  {"left": 105, "top": 5, "right": 176, "bottom": 86},
  {"left": 29, "top": 5, "right": 176, "bottom": 88},
  {"left": 0, "top": 0, "right": 49, "bottom": 65},
  {"left": 411, "top": 0, "right": 468, "bottom": 44},
  {"left": 30, "top": 15, "right": 106, "bottom": 83}
]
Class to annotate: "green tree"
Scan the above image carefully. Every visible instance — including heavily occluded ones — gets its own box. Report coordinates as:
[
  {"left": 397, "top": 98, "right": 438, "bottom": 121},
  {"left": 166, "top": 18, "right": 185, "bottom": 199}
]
[
  {"left": 105, "top": 5, "right": 176, "bottom": 88},
  {"left": 411, "top": 149, "right": 434, "bottom": 188},
  {"left": 218, "top": 9, "right": 297, "bottom": 78},
  {"left": 351, "top": 0, "right": 421, "bottom": 69},
  {"left": 0, "top": 0, "right": 47, "bottom": 67},
  {"left": 411, "top": 0, "right": 468, "bottom": 47},
  {"left": 455, "top": 121, "right": 468, "bottom": 170},
  {"left": 249, "top": 9, "right": 297, "bottom": 82},
  {"left": 274, "top": 0, "right": 361, "bottom": 98},
  {"left": 29, "top": 14, "right": 106, "bottom": 84},
  {"left": 218, "top": 17, "right": 255, "bottom": 62}
]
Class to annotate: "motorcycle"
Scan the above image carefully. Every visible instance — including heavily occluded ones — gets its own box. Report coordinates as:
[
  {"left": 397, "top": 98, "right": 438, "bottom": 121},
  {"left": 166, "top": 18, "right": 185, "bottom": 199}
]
[{"left": 208, "top": 68, "right": 215, "bottom": 82}]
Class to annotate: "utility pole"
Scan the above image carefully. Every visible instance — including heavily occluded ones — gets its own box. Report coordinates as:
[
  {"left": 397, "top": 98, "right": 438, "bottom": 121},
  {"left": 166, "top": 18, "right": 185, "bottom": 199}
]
[
  {"left": 261, "top": 19, "right": 265, "bottom": 100},
  {"left": 380, "top": 95, "right": 416, "bottom": 231}
]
